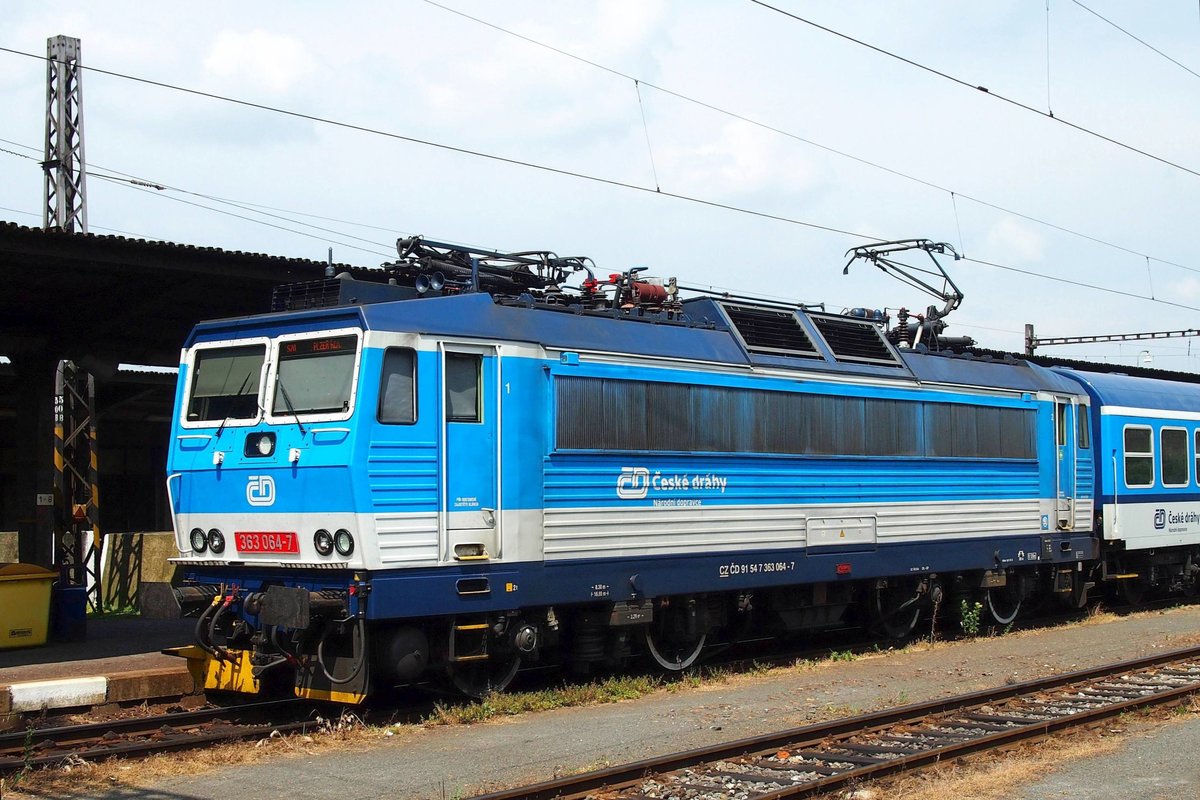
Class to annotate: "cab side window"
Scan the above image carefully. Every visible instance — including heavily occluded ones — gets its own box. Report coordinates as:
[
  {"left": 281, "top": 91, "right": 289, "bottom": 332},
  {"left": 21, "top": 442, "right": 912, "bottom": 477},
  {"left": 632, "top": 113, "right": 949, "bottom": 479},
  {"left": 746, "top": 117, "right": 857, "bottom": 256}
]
[{"left": 378, "top": 348, "right": 417, "bottom": 424}]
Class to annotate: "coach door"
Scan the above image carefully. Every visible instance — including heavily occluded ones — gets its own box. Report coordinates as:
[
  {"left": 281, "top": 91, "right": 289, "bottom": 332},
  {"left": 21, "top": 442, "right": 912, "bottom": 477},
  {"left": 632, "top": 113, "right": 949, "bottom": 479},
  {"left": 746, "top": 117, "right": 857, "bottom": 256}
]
[
  {"left": 440, "top": 344, "right": 501, "bottom": 561},
  {"left": 1055, "top": 398, "right": 1078, "bottom": 529}
]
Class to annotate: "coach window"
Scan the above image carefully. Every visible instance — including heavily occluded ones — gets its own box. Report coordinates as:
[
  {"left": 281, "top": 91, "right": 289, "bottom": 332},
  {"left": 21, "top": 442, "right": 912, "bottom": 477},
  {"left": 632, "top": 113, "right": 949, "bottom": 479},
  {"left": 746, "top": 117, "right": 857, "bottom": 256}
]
[
  {"left": 1055, "top": 401, "right": 1068, "bottom": 446},
  {"left": 1161, "top": 427, "right": 1189, "bottom": 487},
  {"left": 1195, "top": 430, "right": 1200, "bottom": 486},
  {"left": 1123, "top": 425, "right": 1154, "bottom": 488},
  {"left": 446, "top": 353, "right": 482, "bottom": 422},
  {"left": 378, "top": 348, "right": 416, "bottom": 424}
]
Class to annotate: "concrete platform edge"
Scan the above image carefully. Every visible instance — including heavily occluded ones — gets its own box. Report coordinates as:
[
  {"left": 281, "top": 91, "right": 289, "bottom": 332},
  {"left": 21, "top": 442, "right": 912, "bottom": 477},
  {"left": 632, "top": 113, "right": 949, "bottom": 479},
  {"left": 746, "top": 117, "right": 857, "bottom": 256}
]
[
  {"left": 7, "top": 676, "right": 108, "bottom": 713},
  {"left": 0, "top": 664, "right": 199, "bottom": 718}
]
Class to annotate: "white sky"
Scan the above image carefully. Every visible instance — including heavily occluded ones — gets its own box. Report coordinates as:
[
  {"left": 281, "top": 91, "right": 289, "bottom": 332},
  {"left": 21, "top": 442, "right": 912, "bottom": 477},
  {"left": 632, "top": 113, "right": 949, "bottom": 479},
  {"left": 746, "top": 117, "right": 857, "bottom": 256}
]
[{"left": 3, "top": 1, "right": 1200, "bottom": 369}]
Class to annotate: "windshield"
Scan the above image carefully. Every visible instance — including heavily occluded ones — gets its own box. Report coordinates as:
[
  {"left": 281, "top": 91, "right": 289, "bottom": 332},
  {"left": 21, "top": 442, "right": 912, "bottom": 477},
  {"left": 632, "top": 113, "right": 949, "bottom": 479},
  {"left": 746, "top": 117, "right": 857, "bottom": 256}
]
[
  {"left": 273, "top": 334, "right": 358, "bottom": 416},
  {"left": 187, "top": 344, "right": 265, "bottom": 422}
]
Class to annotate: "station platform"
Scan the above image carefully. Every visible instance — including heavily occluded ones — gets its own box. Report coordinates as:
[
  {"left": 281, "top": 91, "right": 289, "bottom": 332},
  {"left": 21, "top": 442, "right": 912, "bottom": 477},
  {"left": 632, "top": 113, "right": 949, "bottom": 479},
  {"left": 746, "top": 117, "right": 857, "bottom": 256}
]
[{"left": 0, "top": 616, "right": 199, "bottom": 727}]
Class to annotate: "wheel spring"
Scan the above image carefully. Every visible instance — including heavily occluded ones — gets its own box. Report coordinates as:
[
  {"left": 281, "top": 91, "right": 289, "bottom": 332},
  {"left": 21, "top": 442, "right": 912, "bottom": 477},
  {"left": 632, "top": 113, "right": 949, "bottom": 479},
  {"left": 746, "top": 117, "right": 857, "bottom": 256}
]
[{"left": 572, "top": 626, "right": 605, "bottom": 663}]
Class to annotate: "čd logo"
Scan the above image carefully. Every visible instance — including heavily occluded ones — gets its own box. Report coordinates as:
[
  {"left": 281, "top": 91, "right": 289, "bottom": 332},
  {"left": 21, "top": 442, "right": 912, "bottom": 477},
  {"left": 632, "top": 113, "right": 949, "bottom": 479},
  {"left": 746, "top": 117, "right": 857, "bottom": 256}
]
[
  {"left": 1154, "top": 508, "right": 1166, "bottom": 530},
  {"left": 246, "top": 474, "right": 276, "bottom": 507}
]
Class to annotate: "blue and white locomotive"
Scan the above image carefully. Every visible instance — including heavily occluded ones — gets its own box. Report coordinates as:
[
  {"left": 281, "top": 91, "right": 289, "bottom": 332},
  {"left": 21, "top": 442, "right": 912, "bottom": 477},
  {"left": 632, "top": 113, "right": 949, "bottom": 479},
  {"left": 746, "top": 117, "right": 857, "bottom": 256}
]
[{"left": 167, "top": 237, "right": 1200, "bottom": 700}]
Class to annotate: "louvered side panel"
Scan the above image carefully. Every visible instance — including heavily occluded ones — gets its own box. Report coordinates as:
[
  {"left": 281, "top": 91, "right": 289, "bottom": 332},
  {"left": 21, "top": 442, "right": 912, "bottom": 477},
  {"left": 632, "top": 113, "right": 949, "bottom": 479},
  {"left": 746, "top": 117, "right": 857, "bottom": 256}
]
[{"left": 368, "top": 440, "right": 439, "bottom": 565}]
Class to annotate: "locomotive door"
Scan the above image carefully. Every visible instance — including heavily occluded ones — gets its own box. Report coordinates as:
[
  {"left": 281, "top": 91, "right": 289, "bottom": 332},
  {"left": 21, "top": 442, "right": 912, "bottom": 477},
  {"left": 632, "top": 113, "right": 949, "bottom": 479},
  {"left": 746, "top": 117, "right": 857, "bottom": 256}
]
[
  {"left": 440, "top": 344, "right": 501, "bottom": 561},
  {"left": 1055, "top": 399, "right": 1078, "bottom": 529}
]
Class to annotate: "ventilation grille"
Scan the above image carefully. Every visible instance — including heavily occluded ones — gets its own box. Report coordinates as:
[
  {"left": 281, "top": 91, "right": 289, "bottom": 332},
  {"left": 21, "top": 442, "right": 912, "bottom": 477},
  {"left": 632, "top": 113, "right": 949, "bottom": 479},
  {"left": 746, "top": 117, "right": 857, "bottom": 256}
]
[
  {"left": 810, "top": 314, "right": 901, "bottom": 365},
  {"left": 722, "top": 304, "right": 819, "bottom": 357},
  {"left": 271, "top": 279, "right": 342, "bottom": 312}
]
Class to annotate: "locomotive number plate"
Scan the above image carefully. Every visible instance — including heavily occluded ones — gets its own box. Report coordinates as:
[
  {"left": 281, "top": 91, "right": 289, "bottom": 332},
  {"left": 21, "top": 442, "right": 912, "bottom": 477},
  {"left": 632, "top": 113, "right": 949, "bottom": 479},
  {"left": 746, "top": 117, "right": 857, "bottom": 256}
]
[{"left": 234, "top": 531, "right": 299, "bottom": 554}]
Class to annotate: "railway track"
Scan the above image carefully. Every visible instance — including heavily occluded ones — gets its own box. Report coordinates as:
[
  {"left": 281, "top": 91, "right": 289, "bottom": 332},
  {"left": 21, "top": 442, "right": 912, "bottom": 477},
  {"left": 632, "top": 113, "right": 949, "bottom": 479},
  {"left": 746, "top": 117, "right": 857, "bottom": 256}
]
[
  {"left": 471, "top": 644, "right": 1200, "bottom": 800},
  {"left": 2, "top": 600, "right": 1189, "bottom": 777},
  {"left": 0, "top": 698, "right": 321, "bottom": 774}
]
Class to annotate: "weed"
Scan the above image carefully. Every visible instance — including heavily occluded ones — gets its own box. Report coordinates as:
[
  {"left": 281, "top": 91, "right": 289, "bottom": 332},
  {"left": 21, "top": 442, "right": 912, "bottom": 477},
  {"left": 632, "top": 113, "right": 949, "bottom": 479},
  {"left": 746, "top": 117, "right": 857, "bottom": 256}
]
[
  {"left": 928, "top": 588, "right": 942, "bottom": 645},
  {"left": 829, "top": 649, "right": 857, "bottom": 662},
  {"left": 959, "top": 600, "right": 984, "bottom": 636}
]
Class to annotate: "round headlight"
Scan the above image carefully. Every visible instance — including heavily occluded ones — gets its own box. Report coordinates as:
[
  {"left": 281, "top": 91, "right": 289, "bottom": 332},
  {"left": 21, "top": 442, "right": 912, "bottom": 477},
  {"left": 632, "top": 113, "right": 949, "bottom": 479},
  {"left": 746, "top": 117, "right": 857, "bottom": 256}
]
[
  {"left": 207, "top": 528, "right": 226, "bottom": 554},
  {"left": 189, "top": 527, "right": 207, "bottom": 553},
  {"left": 314, "top": 528, "right": 334, "bottom": 556},
  {"left": 256, "top": 434, "right": 274, "bottom": 456},
  {"left": 334, "top": 529, "right": 354, "bottom": 557}
]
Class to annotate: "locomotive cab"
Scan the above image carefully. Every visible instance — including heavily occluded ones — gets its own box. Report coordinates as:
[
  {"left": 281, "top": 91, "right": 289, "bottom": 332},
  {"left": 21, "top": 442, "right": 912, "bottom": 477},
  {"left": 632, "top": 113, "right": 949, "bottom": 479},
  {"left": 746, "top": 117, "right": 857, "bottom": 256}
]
[{"left": 168, "top": 312, "right": 381, "bottom": 702}]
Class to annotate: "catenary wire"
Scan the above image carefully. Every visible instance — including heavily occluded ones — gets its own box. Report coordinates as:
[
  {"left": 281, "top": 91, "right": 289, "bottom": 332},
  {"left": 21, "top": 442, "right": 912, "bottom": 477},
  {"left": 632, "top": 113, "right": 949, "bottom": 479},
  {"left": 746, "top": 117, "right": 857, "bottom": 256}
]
[
  {"left": 419, "top": 1, "right": 1200, "bottom": 276},
  {"left": 1, "top": 52, "right": 1198, "bottom": 311},
  {"left": 0, "top": 135, "right": 470, "bottom": 252},
  {"left": 88, "top": 175, "right": 396, "bottom": 260},
  {"left": 1069, "top": 0, "right": 1200, "bottom": 81},
  {"left": 87, "top": 166, "right": 400, "bottom": 253},
  {"left": 0, "top": 199, "right": 158, "bottom": 238},
  {"left": 745, "top": 0, "right": 1200, "bottom": 180},
  {"left": 0, "top": 45, "right": 872, "bottom": 242},
  {"left": 7, "top": 146, "right": 1197, "bottom": 313},
  {"left": 961, "top": 255, "right": 1200, "bottom": 312}
]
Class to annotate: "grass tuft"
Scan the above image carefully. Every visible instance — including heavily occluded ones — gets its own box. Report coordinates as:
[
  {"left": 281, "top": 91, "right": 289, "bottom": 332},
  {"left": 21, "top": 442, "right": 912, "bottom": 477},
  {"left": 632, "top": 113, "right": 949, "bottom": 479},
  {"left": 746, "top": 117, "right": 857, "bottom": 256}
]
[{"left": 425, "top": 674, "right": 663, "bottom": 725}]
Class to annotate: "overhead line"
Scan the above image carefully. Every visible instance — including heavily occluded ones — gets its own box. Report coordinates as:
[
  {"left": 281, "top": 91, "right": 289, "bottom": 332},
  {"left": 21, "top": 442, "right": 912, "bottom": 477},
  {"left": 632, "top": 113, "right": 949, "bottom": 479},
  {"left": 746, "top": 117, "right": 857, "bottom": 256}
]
[
  {"left": 89, "top": 175, "right": 396, "bottom": 260},
  {"left": 1069, "top": 0, "right": 1200, "bottom": 80},
  {"left": 0, "top": 49, "right": 1196, "bottom": 311},
  {"left": 961, "top": 255, "right": 1200, "bottom": 312},
  {"left": 87, "top": 167, "right": 398, "bottom": 252},
  {"left": 745, "top": 0, "right": 1200, "bottom": 180},
  {"left": 0, "top": 45, "right": 871, "bottom": 242},
  {"left": 419, "top": 2, "right": 1200, "bottom": 276}
]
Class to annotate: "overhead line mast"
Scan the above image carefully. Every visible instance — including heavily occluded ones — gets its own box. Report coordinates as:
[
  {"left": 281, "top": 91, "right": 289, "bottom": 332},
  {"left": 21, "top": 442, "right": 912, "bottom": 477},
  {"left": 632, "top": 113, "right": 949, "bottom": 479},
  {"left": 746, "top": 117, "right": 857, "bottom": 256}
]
[{"left": 43, "top": 35, "right": 87, "bottom": 233}]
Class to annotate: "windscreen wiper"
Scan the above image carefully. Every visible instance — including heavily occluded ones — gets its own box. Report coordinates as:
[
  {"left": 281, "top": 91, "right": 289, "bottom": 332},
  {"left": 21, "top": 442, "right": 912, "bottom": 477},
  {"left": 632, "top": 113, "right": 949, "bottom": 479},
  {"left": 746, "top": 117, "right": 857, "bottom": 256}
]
[
  {"left": 215, "top": 373, "right": 254, "bottom": 438},
  {"left": 275, "top": 374, "right": 307, "bottom": 436}
]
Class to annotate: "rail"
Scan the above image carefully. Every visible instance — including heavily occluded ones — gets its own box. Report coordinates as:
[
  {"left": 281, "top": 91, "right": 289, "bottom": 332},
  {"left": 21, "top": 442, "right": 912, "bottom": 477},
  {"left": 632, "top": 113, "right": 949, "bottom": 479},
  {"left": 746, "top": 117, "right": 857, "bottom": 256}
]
[{"left": 470, "top": 644, "right": 1200, "bottom": 799}]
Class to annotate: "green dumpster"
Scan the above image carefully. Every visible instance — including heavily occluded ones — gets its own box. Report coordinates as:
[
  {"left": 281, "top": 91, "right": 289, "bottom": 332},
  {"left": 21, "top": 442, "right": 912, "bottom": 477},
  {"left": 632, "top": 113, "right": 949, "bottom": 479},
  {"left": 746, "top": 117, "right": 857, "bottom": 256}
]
[{"left": 0, "top": 563, "right": 56, "bottom": 648}]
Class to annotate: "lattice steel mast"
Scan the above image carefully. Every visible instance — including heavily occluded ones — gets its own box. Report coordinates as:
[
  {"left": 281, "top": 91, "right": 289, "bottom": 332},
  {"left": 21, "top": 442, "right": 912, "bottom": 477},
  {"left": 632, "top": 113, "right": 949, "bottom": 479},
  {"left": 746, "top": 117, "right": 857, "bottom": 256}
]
[{"left": 43, "top": 35, "right": 88, "bottom": 233}]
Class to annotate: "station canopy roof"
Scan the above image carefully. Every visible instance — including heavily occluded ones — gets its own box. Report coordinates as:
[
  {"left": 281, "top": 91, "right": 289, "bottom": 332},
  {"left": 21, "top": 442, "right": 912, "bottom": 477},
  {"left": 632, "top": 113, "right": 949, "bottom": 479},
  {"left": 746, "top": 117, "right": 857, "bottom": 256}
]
[{"left": 0, "top": 221, "right": 381, "bottom": 367}]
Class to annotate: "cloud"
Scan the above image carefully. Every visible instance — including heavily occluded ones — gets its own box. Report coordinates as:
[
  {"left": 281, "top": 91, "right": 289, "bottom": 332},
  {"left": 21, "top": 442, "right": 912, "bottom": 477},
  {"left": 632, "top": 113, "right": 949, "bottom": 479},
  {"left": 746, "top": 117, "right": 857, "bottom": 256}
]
[
  {"left": 980, "top": 217, "right": 1045, "bottom": 263},
  {"left": 658, "top": 118, "right": 825, "bottom": 198},
  {"left": 203, "top": 30, "right": 315, "bottom": 93},
  {"left": 1166, "top": 275, "right": 1200, "bottom": 303}
]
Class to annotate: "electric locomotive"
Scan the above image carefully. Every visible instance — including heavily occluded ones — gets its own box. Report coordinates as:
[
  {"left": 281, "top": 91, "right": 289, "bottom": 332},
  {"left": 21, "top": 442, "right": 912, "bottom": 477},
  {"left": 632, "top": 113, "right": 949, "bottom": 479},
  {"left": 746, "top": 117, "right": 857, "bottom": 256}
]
[{"left": 166, "top": 236, "right": 1197, "bottom": 701}]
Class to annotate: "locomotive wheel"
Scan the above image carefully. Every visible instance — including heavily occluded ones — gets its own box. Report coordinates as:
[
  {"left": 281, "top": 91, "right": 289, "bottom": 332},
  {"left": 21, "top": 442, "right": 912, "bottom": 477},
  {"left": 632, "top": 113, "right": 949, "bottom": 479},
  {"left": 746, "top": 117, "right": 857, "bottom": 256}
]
[
  {"left": 985, "top": 574, "right": 1023, "bottom": 626},
  {"left": 871, "top": 582, "right": 922, "bottom": 640},
  {"left": 985, "top": 584, "right": 1021, "bottom": 626},
  {"left": 448, "top": 654, "right": 521, "bottom": 698},
  {"left": 643, "top": 625, "right": 706, "bottom": 671}
]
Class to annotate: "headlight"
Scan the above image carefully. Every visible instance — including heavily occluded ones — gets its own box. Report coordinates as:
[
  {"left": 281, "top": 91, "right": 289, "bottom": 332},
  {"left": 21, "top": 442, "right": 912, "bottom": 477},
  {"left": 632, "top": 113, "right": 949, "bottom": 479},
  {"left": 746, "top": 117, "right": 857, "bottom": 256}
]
[
  {"left": 243, "top": 432, "right": 276, "bottom": 458},
  {"left": 334, "top": 529, "right": 354, "bottom": 557},
  {"left": 189, "top": 527, "right": 207, "bottom": 553},
  {"left": 314, "top": 528, "right": 334, "bottom": 556},
  {"left": 207, "top": 528, "right": 226, "bottom": 554}
]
